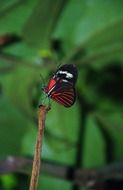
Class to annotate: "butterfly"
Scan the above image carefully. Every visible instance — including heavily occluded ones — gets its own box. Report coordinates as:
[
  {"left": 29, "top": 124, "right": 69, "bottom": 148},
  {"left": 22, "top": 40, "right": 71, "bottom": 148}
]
[{"left": 43, "top": 64, "right": 78, "bottom": 107}]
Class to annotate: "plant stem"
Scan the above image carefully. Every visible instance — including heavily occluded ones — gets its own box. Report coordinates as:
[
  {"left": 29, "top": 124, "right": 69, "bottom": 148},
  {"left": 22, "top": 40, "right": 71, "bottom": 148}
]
[{"left": 29, "top": 105, "right": 50, "bottom": 190}]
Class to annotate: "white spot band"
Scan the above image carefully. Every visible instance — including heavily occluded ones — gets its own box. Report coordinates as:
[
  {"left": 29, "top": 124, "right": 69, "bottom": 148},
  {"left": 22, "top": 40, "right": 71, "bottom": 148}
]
[{"left": 57, "top": 71, "right": 73, "bottom": 79}]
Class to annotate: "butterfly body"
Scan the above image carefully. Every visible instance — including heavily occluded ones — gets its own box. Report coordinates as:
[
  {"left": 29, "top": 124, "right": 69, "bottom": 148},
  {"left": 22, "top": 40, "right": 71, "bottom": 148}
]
[{"left": 43, "top": 64, "right": 78, "bottom": 107}]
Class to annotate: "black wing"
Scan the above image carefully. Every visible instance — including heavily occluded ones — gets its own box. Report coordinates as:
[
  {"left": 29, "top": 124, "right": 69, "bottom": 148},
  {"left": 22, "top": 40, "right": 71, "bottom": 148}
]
[
  {"left": 54, "top": 64, "right": 78, "bottom": 84},
  {"left": 50, "top": 82, "right": 76, "bottom": 107}
]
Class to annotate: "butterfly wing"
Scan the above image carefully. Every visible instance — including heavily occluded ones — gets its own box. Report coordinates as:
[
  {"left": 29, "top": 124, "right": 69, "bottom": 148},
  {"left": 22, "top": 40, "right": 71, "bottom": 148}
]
[
  {"left": 54, "top": 64, "right": 78, "bottom": 84},
  {"left": 43, "top": 64, "right": 78, "bottom": 107},
  {"left": 50, "top": 82, "right": 76, "bottom": 107}
]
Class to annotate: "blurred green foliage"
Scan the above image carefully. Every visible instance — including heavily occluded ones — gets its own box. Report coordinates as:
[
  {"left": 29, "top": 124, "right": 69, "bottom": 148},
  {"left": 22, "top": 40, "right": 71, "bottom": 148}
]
[{"left": 0, "top": 0, "right": 123, "bottom": 189}]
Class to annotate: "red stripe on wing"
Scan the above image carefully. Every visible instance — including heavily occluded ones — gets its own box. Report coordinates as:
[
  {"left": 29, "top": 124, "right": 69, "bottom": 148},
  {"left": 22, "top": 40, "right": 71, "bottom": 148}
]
[
  {"left": 51, "top": 88, "right": 76, "bottom": 107},
  {"left": 47, "top": 81, "right": 76, "bottom": 107}
]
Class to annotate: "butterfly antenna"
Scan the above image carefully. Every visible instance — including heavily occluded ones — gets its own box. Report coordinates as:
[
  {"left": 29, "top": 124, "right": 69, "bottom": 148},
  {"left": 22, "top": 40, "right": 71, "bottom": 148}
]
[
  {"left": 40, "top": 73, "right": 47, "bottom": 93},
  {"left": 40, "top": 73, "right": 45, "bottom": 84},
  {"left": 56, "top": 61, "right": 63, "bottom": 69}
]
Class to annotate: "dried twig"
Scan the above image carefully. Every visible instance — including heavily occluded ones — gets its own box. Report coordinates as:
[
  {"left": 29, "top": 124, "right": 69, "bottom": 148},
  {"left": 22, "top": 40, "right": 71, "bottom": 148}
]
[{"left": 29, "top": 105, "right": 50, "bottom": 190}]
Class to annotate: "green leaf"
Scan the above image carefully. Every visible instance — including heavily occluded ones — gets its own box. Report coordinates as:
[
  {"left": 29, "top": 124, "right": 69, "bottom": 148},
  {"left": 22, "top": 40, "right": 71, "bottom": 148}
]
[
  {"left": 83, "top": 114, "right": 106, "bottom": 167},
  {"left": 0, "top": 96, "right": 29, "bottom": 155},
  {"left": 0, "top": 0, "right": 38, "bottom": 34},
  {"left": 95, "top": 111, "right": 123, "bottom": 160},
  {"left": 54, "top": 0, "right": 123, "bottom": 63},
  {"left": 38, "top": 175, "right": 72, "bottom": 190},
  {"left": 0, "top": 174, "right": 16, "bottom": 190},
  {"left": 22, "top": 0, "right": 69, "bottom": 49}
]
